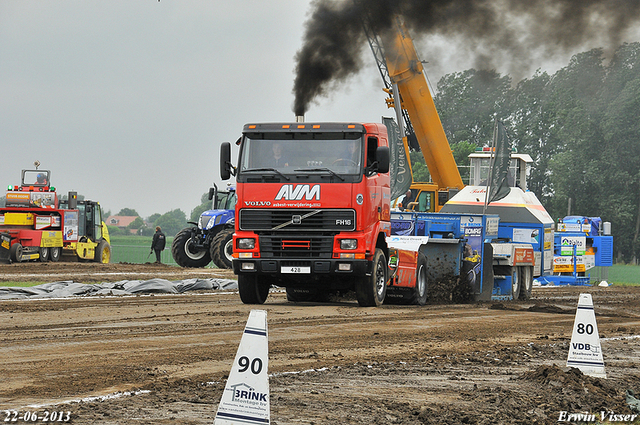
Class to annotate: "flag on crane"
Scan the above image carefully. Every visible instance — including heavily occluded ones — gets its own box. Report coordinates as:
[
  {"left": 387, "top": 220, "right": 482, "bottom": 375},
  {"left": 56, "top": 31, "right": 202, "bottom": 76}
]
[
  {"left": 384, "top": 117, "right": 413, "bottom": 201},
  {"left": 485, "top": 119, "right": 511, "bottom": 206}
]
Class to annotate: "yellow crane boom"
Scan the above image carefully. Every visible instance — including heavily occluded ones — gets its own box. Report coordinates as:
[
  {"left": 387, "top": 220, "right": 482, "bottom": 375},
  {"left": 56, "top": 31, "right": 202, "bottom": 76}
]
[{"left": 382, "top": 20, "right": 464, "bottom": 192}]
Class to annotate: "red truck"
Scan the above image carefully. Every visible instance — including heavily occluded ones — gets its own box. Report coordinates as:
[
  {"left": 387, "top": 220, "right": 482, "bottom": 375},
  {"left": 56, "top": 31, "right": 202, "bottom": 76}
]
[{"left": 220, "top": 122, "right": 391, "bottom": 306}]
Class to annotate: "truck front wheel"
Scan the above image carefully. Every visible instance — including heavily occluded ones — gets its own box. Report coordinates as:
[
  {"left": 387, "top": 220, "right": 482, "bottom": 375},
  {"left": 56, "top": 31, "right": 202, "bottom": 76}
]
[
  {"left": 356, "top": 248, "right": 387, "bottom": 307},
  {"left": 172, "top": 227, "right": 211, "bottom": 268},
  {"left": 210, "top": 228, "right": 233, "bottom": 269},
  {"left": 238, "top": 274, "right": 270, "bottom": 304}
]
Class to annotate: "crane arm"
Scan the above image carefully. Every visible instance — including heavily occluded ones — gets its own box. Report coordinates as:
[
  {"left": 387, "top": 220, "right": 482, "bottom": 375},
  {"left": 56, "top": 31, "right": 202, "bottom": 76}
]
[{"left": 380, "top": 20, "right": 464, "bottom": 192}]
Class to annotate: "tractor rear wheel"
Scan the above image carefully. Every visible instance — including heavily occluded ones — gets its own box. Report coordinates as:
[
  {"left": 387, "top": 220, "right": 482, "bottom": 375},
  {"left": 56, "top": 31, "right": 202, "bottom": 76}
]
[
  {"left": 172, "top": 227, "right": 210, "bottom": 268},
  {"left": 211, "top": 228, "right": 233, "bottom": 269}
]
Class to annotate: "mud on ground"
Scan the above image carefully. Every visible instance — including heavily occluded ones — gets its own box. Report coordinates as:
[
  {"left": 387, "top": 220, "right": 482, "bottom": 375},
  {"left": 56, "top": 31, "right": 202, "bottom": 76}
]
[{"left": 1, "top": 262, "right": 639, "bottom": 424}]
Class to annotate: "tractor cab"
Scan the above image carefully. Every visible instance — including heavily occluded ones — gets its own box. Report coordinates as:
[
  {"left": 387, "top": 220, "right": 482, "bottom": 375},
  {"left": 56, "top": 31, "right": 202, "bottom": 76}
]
[
  {"left": 468, "top": 148, "right": 533, "bottom": 191},
  {"left": 209, "top": 183, "right": 237, "bottom": 210},
  {"left": 21, "top": 170, "right": 51, "bottom": 188},
  {"left": 5, "top": 169, "right": 58, "bottom": 209}
]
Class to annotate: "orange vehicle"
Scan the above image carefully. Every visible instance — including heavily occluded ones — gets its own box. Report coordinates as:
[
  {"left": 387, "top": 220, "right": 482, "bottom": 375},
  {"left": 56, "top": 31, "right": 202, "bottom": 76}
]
[
  {"left": 0, "top": 166, "right": 111, "bottom": 263},
  {"left": 220, "top": 122, "right": 391, "bottom": 306}
]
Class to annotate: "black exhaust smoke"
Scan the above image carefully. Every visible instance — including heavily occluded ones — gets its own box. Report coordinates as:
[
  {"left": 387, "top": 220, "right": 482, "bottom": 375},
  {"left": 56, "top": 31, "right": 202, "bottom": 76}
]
[{"left": 292, "top": 0, "right": 640, "bottom": 116}]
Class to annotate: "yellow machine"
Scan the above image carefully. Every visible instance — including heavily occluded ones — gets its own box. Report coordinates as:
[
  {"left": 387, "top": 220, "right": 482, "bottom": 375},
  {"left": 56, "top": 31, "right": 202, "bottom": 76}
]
[{"left": 59, "top": 193, "right": 112, "bottom": 263}]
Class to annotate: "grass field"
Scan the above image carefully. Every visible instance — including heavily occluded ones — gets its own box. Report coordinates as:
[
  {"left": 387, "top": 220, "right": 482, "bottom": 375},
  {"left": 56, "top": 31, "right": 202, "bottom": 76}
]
[
  {"left": 110, "top": 234, "right": 179, "bottom": 265},
  {"left": 607, "top": 264, "right": 640, "bottom": 285}
]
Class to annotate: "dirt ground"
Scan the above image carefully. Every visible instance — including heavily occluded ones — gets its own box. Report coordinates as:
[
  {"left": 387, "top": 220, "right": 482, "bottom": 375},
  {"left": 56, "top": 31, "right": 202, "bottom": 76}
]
[{"left": 1, "top": 262, "right": 639, "bottom": 424}]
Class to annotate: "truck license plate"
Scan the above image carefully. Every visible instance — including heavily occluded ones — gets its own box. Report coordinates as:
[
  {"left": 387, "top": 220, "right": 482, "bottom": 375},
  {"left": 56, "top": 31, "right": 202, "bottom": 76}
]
[{"left": 281, "top": 266, "right": 311, "bottom": 274}]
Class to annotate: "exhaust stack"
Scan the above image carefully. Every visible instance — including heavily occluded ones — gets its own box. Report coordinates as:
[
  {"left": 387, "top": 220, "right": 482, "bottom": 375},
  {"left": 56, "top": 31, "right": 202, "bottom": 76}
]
[{"left": 295, "top": 115, "right": 304, "bottom": 123}]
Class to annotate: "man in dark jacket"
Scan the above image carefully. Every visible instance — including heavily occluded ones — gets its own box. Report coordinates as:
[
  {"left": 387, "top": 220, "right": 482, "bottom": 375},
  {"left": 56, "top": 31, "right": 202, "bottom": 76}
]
[{"left": 151, "top": 226, "right": 166, "bottom": 263}]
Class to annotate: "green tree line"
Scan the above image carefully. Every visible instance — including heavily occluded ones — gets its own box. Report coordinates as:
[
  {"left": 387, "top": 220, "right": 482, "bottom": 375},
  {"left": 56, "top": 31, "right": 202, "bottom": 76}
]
[
  {"left": 106, "top": 208, "right": 187, "bottom": 238},
  {"left": 106, "top": 191, "right": 214, "bottom": 238},
  {"left": 423, "top": 42, "right": 640, "bottom": 263}
]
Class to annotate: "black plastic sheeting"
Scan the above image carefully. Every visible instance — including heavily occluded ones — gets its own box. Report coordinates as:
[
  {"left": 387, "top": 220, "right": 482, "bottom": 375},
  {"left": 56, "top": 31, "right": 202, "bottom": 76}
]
[{"left": 0, "top": 278, "right": 238, "bottom": 300}]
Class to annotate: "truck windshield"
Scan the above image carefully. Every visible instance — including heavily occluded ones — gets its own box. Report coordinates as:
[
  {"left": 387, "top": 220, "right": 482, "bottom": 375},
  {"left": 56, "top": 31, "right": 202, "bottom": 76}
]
[{"left": 239, "top": 135, "right": 363, "bottom": 176}]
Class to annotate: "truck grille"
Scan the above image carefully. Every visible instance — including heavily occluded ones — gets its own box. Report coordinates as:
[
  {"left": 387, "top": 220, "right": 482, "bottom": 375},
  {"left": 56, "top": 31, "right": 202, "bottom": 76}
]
[
  {"left": 259, "top": 234, "right": 334, "bottom": 258},
  {"left": 239, "top": 209, "right": 356, "bottom": 232}
]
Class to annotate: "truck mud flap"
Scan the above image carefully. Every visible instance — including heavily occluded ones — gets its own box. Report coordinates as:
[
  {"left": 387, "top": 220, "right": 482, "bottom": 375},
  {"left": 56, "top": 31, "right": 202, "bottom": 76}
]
[
  {"left": 0, "top": 233, "right": 10, "bottom": 264},
  {"left": 384, "top": 287, "right": 414, "bottom": 304}
]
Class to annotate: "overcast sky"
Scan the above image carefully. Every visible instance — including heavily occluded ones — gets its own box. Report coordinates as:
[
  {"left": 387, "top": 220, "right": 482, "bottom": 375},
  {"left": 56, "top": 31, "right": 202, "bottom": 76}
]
[{"left": 2, "top": 1, "right": 638, "bottom": 219}]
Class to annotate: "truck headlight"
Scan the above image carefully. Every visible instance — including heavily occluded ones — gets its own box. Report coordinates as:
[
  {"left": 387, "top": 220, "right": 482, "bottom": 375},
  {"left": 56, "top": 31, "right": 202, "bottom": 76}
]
[
  {"left": 340, "top": 239, "right": 357, "bottom": 250},
  {"left": 237, "top": 238, "right": 256, "bottom": 249}
]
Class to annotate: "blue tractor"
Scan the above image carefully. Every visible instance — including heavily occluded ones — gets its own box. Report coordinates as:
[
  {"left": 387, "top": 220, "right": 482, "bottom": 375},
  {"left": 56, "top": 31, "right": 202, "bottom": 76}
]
[{"left": 171, "top": 184, "right": 236, "bottom": 268}]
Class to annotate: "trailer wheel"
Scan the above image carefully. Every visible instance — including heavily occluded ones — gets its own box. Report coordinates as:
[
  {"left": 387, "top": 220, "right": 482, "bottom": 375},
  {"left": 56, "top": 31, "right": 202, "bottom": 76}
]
[
  {"left": 412, "top": 253, "right": 428, "bottom": 305},
  {"left": 9, "top": 243, "right": 23, "bottom": 263},
  {"left": 519, "top": 266, "right": 533, "bottom": 300},
  {"left": 356, "top": 248, "right": 387, "bottom": 307},
  {"left": 211, "top": 228, "right": 233, "bottom": 269},
  {"left": 238, "top": 274, "right": 270, "bottom": 304},
  {"left": 172, "top": 227, "right": 211, "bottom": 268},
  {"left": 511, "top": 267, "right": 521, "bottom": 300},
  {"left": 95, "top": 240, "right": 111, "bottom": 263},
  {"left": 50, "top": 247, "right": 61, "bottom": 262},
  {"left": 39, "top": 247, "right": 50, "bottom": 262}
]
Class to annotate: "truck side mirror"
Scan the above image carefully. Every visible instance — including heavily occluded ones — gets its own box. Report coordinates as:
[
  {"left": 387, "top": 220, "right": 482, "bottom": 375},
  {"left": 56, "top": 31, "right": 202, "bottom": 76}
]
[
  {"left": 220, "top": 142, "right": 232, "bottom": 180},
  {"left": 376, "top": 146, "right": 390, "bottom": 174}
]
